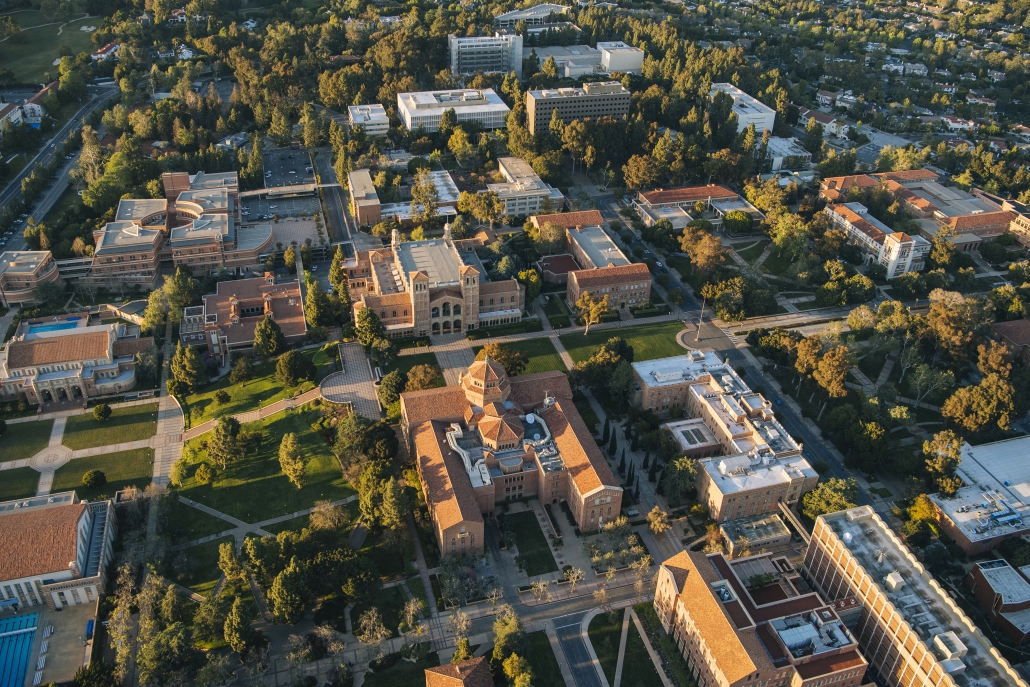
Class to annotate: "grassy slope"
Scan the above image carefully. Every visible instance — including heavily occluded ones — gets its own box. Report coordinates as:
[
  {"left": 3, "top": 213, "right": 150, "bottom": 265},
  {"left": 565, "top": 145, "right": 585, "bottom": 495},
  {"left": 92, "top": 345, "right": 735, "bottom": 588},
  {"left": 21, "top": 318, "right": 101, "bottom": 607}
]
[
  {"left": 472, "top": 338, "right": 567, "bottom": 376},
  {"left": 0, "top": 13, "right": 97, "bottom": 83},
  {"left": 560, "top": 321, "right": 685, "bottom": 364}
]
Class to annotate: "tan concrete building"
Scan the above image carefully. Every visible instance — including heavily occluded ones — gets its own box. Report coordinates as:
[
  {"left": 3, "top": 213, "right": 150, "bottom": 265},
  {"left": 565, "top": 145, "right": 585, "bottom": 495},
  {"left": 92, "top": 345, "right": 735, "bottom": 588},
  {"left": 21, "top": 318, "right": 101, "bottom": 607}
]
[
  {"left": 526, "top": 81, "right": 631, "bottom": 135},
  {"left": 805, "top": 506, "right": 1029, "bottom": 687},
  {"left": 348, "top": 169, "right": 381, "bottom": 226},
  {"left": 401, "top": 359, "right": 622, "bottom": 554},
  {"left": 654, "top": 550, "right": 869, "bottom": 687},
  {"left": 180, "top": 272, "right": 306, "bottom": 360},
  {"left": 486, "top": 157, "right": 565, "bottom": 217},
  {"left": 90, "top": 220, "right": 165, "bottom": 289},
  {"left": 0, "top": 251, "right": 63, "bottom": 306},
  {"left": 352, "top": 228, "right": 522, "bottom": 336}
]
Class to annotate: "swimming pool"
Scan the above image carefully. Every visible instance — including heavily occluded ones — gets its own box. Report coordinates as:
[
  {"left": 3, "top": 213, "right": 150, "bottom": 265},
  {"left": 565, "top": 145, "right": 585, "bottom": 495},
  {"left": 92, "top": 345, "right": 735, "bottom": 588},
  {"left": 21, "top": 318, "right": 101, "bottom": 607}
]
[
  {"left": 28, "top": 321, "right": 80, "bottom": 334},
  {"left": 0, "top": 612, "right": 38, "bottom": 687}
]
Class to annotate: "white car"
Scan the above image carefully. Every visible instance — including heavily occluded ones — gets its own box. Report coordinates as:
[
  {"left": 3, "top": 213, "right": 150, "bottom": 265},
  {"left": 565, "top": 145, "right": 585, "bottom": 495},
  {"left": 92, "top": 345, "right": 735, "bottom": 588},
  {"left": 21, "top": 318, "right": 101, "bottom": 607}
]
[{"left": 269, "top": 205, "right": 277, "bottom": 209}]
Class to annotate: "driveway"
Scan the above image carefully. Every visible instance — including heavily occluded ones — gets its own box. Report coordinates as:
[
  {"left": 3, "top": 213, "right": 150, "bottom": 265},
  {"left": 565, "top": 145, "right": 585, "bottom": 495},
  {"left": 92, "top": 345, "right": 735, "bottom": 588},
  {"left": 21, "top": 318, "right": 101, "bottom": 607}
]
[{"left": 553, "top": 612, "right": 604, "bottom": 687}]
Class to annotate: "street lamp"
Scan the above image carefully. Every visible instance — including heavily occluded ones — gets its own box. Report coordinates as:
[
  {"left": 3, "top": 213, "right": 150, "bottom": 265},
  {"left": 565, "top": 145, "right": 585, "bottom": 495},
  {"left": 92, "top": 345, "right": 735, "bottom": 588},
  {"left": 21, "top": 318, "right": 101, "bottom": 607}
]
[{"left": 695, "top": 293, "right": 706, "bottom": 342}]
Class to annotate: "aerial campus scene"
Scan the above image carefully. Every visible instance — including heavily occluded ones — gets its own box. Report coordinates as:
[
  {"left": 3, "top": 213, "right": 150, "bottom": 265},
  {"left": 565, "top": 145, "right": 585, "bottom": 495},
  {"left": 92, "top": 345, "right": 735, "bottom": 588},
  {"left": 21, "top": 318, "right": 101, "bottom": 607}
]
[{"left": 2, "top": 0, "right": 1030, "bottom": 686}]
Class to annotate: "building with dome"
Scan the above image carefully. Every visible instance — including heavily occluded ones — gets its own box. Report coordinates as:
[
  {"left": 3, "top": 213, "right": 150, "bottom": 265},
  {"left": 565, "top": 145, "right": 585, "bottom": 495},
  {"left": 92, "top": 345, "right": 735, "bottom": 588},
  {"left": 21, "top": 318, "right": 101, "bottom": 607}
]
[{"left": 400, "top": 358, "right": 622, "bottom": 555}]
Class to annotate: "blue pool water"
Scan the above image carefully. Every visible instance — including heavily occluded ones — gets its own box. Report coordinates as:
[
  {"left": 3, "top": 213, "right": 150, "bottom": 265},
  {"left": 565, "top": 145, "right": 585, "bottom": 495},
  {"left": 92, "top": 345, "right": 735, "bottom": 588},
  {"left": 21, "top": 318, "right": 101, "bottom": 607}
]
[
  {"left": 0, "top": 612, "right": 38, "bottom": 687},
  {"left": 28, "top": 321, "right": 80, "bottom": 334}
]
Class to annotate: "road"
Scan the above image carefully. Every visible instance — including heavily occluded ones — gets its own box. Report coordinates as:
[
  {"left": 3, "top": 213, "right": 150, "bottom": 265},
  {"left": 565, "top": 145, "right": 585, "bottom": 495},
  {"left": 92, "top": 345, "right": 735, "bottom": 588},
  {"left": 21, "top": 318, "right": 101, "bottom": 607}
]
[
  {"left": 552, "top": 612, "right": 604, "bottom": 687},
  {"left": 315, "top": 148, "right": 351, "bottom": 242}
]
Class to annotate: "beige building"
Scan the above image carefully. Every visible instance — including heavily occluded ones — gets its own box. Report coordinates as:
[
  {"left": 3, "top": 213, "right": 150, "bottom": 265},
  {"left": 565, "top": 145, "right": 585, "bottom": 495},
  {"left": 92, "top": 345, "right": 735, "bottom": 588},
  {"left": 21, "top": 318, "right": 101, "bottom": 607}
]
[
  {"left": 352, "top": 228, "right": 522, "bottom": 337},
  {"left": 0, "top": 251, "right": 63, "bottom": 306},
  {"left": 634, "top": 184, "right": 763, "bottom": 231},
  {"left": 633, "top": 351, "right": 817, "bottom": 522},
  {"left": 806, "top": 506, "right": 1029, "bottom": 687},
  {"left": 401, "top": 359, "right": 622, "bottom": 555},
  {"left": 526, "top": 81, "right": 631, "bottom": 135},
  {"left": 0, "top": 316, "right": 153, "bottom": 404},
  {"left": 485, "top": 157, "right": 565, "bottom": 217},
  {"left": 654, "top": 550, "right": 869, "bottom": 687},
  {"left": 0, "top": 491, "right": 116, "bottom": 611},
  {"left": 180, "top": 272, "right": 306, "bottom": 360},
  {"left": 348, "top": 168, "right": 462, "bottom": 227}
]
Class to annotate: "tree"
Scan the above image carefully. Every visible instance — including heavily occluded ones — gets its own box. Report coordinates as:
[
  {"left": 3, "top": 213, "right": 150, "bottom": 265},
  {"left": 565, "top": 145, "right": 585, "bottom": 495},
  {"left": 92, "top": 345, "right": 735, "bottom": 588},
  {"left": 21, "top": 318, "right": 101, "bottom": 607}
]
[
  {"left": 136, "top": 623, "right": 196, "bottom": 687},
  {"left": 229, "top": 357, "right": 254, "bottom": 387},
  {"left": 492, "top": 606, "right": 527, "bottom": 662},
  {"left": 503, "top": 654, "right": 533, "bottom": 687},
  {"left": 528, "top": 220, "right": 567, "bottom": 256},
  {"left": 377, "top": 369, "right": 407, "bottom": 407},
  {"left": 802, "top": 477, "right": 859, "bottom": 520},
  {"left": 575, "top": 292, "right": 609, "bottom": 334},
  {"left": 518, "top": 269, "right": 542, "bottom": 303},
  {"left": 458, "top": 190, "right": 505, "bottom": 230},
  {"left": 269, "top": 106, "right": 292, "bottom": 145},
  {"left": 813, "top": 346, "right": 853, "bottom": 398},
  {"left": 923, "top": 430, "right": 962, "bottom": 492},
  {"left": 661, "top": 456, "right": 697, "bottom": 505},
  {"left": 217, "top": 541, "right": 247, "bottom": 585},
  {"left": 269, "top": 557, "right": 310, "bottom": 624},
  {"left": 141, "top": 289, "right": 169, "bottom": 336},
  {"left": 163, "top": 267, "right": 198, "bottom": 320},
  {"left": 253, "top": 316, "right": 286, "bottom": 359},
  {"left": 404, "top": 364, "right": 439, "bottom": 392},
  {"left": 563, "top": 566, "right": 585, "bottom": 592},
  {"left": 647, "top": 506, "right": 670, "bottom": 534},
  {"left": 83, "top": 469, "right": 106, "bottom": 489},
  {"left": 475, "top": 343, "right": 528, "bottom": 376},
  {"left": 356, "top": 607, "right": 391, "bottom": 660},
  {"left": 305, "top": 281, "right": 332, "bottom": 328},
  {"left": 224, "top": 596, "right": 262, "bottom": 658},
  {"left": 370, "top": 338, "right": 397, "bottom": 369},
  {"left": 310, "top": 500, "right": 350, "bottom": 532},
  {"left": 355, "top": 308, "right": 385, "bottom": 349},
  {"left": 847, "top": 305, "right": 877, "bottom": 332},
  {"left": 451, "top": 638, "right": 473, "bottom": 663},
  {"left": 93, "top": 403, "right": 112, "bottom": 422},
  {"left": 278, "top": 432, "right": 306, "bottom": 488},
  {"left": 802, "top": 116, "right": 824, "bottom": 157},
  {"left": 208, "top": 416, "right": 243, "bottom": 470},
  {"left": 622, "top": 155, "right": 659, "bottom": 191},
  {"left": 942, "top": 374, "right": 1016, "bottom": 433},
  {"left": 379, "top": 478, "right": 409, "bottom": 531},
  {"left": 170, "top": 341, "right": 207, "bottom": 393},
  {"left": 276, "top": 350, "right": 316, "bottom": 388},
  {"left": 284, "top": 246, "right": 298, "bottom": 274},
  {"left": 74, "top": 660, "right": 117, "bottom": 687},
  {"left": 410, "top": 167, "right": 439, "bottom": 225}
]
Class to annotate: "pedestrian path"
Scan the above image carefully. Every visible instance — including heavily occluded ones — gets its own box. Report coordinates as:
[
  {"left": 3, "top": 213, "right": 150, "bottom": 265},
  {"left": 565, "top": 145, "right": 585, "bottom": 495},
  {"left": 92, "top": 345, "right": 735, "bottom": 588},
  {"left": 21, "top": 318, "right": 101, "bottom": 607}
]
[
  {"left": 406, "top": 511, "right": 440, "bottom": 617},
  {"left": 182, "top": 388, "right": 321, "bottom": 440},
  {"left": 611, "top": 609, "right": 631, "bottom": 687}
]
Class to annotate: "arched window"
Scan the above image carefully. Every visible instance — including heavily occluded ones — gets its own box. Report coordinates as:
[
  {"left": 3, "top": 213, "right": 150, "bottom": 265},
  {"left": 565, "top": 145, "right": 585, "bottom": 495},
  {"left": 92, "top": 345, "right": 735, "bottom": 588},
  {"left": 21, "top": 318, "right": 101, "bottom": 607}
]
[
  {"left": 454, "top": 319, "right": 462, "bottom": 330},
  {"left": 431, "top": 307, "right": 439, "bottom": 318},
  {"left": 453, "top": 304, "right": 461, "bottom": 315},
  {"left": 442, "top": 303, "right": 450, "bottom": 316},
  {"left": 432, "top": 322, "right": 440, "bottom": 333}
]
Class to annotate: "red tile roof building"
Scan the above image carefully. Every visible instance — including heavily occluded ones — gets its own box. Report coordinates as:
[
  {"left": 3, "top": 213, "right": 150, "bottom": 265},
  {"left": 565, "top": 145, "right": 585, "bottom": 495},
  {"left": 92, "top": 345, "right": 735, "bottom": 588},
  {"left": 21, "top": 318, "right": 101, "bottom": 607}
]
[{"left": 425, "top": 657, "right": 493, "bottom": 687}]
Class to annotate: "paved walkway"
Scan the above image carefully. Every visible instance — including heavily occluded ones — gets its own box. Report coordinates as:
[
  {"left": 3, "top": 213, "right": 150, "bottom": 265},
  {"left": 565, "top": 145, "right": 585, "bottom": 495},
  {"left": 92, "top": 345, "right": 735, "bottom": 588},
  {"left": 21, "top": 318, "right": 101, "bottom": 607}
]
[
  {"left": 406, "top": 511, "right": 440, "bottom": 617},
  {"left": 318, "top": 343, "right": 380, "bottom": 419},
  {"left": 183, "top": 388, "right": 321, "bottom": 440},
  {"left": 611, "top": 609, "right": 632, "bottom": 687}
]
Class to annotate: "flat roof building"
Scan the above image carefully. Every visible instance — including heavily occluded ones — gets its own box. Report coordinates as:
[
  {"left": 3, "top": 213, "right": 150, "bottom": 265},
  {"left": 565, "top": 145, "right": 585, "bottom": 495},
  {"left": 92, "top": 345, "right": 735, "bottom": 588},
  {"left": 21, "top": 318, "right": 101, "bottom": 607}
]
[
  {"left": 597, "top": 41, "right": 645, "bottom": 73},
  {"left": 526, "top": 81, "right": 630, "bottom": 135},
  {"left": 396, "top": 89, "right": 510, "bottom": 133},
  {"left": 766, "top": 137, "right": 813, "bottom": 171},
  {"left": 486, "top": 157, "right": 565, "bottom": 216},
  {"left": 494, "top": 3, "right": 569, "bottom": 28},
  {"left": 824, "top": 203, "right": 930, "bottom": 279},
  {"left": 965, "top": 560, "right": 1030, "bottom": 645},
  {"left": 0, "top": 251, "right": 63, "bottom": 307},
  {"left": 806, "top": 506, "right": 1029, "bottom": 687},
  {"left": 449, "top": 33, "right": 523, "bottom": 79},
  {"left": 348, "top": 169, "right": 381, "bottom": 226},
  {"left": 348, "top": 104, "right": 389, "bottom": 136},
  {"left": 633, "top": 183, "right": 764, "bottom": 230},
  {"left": 523, "top": 45, "right": 602, "bottom": 77},
  {"left": 654, "top": 550, "right": 869, "bottom": 687},
  {"left": 721, "top": 513, "right": 793, "bottom": 557},
  {"left": 711, "top": 83, "right": 776, "bottom": 134}
]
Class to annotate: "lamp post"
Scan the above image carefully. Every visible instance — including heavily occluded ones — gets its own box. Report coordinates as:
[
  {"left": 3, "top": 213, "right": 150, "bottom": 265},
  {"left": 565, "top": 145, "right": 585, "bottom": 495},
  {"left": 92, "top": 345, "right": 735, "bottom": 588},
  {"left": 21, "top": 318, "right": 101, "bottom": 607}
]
[{"left": 696, "top": 294, "right": 706, "bottom": 342}]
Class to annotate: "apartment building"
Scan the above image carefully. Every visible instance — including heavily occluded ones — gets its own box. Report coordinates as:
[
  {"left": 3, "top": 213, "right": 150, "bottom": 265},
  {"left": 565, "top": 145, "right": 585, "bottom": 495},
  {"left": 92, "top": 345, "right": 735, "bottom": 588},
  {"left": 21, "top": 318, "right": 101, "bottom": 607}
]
[
  {"left": 449, "top": 33, "right": 523, "bottom": 79},
  {"left": 401, "top": 359, "right": 621, "bottom": 554},
  {"left": 348, "top": 104, "right": 390, "bottom": 136},
  {"left": 0, "top": 251, "right": 63, "bottom": 307},
  {"left": 654, "top": 550, "right": 869, "bottom": 687},
  {"left": 711, "top": 83, "right": 776, "bottom": 134},
  {"left": 824, "top": 203, "right": 930, "bottom": 278},
  {"left": 525, "top": 81, "right": 630, "bottom": 135},
  {"left": 797, "top": 107, "right": 850, "bottom": 138},
  {"left": 997, "top": 196, "right": 1030, "bottom": 249},
  {"left": 352, "top": 227, "right": 523, "bottom": 336},
  {"left": 596, "top": 41, "right": 645, "bottom": 73},
  {"left": 634, "top": 184, "right": 762, "bottom": 230},
  {"left": 806, "top": 506, "right": 1028, "bottom": 687},
  {"left": 485, "top": 157, "right": 565, "bottom": 216},
  {"left": 396, "top": 89, "right": 510, "bottom": 133}
]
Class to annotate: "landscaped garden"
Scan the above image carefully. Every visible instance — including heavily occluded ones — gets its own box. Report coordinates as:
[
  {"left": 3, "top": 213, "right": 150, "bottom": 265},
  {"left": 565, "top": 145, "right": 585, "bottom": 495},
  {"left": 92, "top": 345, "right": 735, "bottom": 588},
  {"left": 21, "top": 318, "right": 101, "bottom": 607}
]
[
  {"left": 160, "top": 496, "right": 233, "bottom": 545},
  {"left": 473, "top": 338, "right": 567, "bottom": 376},
  {"left": 560, "top": 321, "right": 686, "bottom": 365},
  {"left": 352, "top": 585, "right": 408, "bottom": 637},
  {"left": 62, "top": 402, "right": 159, "bottom": 450},
  {"left": 498, "top": 511, "right": 558, "bottom": 576},
  {"left": 185, "top": 349, "right": 331, "bottom": 423},
  {"left": 0, "top": 467, "right": 41, "bottom": 501},
  {"left": 52, "top": 449, "right": 155, "bottom": 501},
  {"left": 622, "top": 623, "right": 664, "bottom": 687},
  {"left": 174, "top": 535, "right": 234, "bottom": 597},
  {"left": 261, "top": 499, "right": 359, "bottom": 536},
  {"left": 177, "top": 407, "right": 354, "bottom": 523},
  {"left": 0, "top": 419, "right": 54, "bottom": 461},
  {"left": 542, "top": 295, "right": 572, "bottom": 328}
]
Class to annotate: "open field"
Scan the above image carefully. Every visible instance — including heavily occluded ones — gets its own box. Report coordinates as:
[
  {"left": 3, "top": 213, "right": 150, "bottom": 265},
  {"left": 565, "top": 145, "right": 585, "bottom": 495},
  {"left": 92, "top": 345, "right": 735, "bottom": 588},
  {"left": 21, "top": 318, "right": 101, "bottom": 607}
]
[
  {"left": 560, "top": 321, "right": 686, "bottom": 364},
  {"left": 0, "top": 419, "right": 54, "bottom": 461},
  {"left": 175, "top": 536, "right": 233, "bottom": 598},
  {"left": 0, "top": 13, "right": 97, "bottom": 83},
  {"left": 52, "top": 448, "right": 154, "bottom": 501},
  {"left": 0, "top": 467, "right": 40, "bottom": 501},
  {"left": 177, "top": 409, "right": 353, "bottom": 523},
  {"left": 473, "top": 337, "right": 567, "bottom": 375},
  {"left": 62, "top": 402, "right": 158, "bottom": 450}
]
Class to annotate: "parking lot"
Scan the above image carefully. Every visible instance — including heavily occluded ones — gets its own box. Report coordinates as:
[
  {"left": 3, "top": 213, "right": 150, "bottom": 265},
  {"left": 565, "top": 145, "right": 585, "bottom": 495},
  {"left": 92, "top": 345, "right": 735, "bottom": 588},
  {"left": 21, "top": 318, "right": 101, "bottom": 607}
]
[
  {"left": 240, "top": 195, "right": 321, "bottom": 220},
  {"left": 262, "top": 148, "right": 316, "bottom": 189}
]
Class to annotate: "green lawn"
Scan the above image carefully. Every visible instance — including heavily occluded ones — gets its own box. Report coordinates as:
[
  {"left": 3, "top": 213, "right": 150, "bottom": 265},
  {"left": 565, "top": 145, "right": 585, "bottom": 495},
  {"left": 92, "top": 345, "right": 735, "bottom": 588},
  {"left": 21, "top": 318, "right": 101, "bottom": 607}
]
[
  {"left": 622, "top": 622, "right": 664, "bottom": 687},
  {"left": 351, "top": 585, "right": 408, "bottom": 638},
  {"left": 177, "top": 409, "right": 354, "bottom": 523},
  {"left": 407, "top": 576, "right": 429, "bottom": 612},
  {"left": 185, "top": 349, "right": 329, "bottom": 424},
  {"left": 389, "top": 352, "right": 444, "bottom": 387},
  {"left": 0, "top": 12, "right": 97, "bottom": 83},
  {"left": 543, "top": 295, "right": 572, "bottom": 328},
  {"left": 261, "top": 499, "right": 359, "bottom": 536},
  {"left": 667, "top": 255, "right": 691, "bottom": 281},
  {"left": 52, "top": 449, "right": 154, "bottom": 501},
  {"left": 361, "top": 653, "right": 440, "bottom": 687},
  {"left": 0, "top": 419, "right": 53, "bottom": 461},
  {"left": 588, "top": 610, "right": 624, "bottom": 684},
  {"left": 361, "top": 524, "right": 415, "bottom": 579},
  {"left": 499, "top": 511, "right": 558, "bottom": 577},
  {"left": 0, "top": 467, "right": 40, "bottom": 501},
  {"left": 560, "top": 321, "right": 686, "bottom": 364},
  {"left": 473, "top": 338, "right": 567, "bottom": 376},
  {"left": 573, "top": 399, "right": 601, "bottom": 435},
  {"left": 43, "top": 185, "right": 85, "bottom": 222},
  {"left": 175, "top": 536, "right": 233, "bottom": 598},
  {"left": 467, "top": 319, "right": 544, "bottom": 341},
  {"left": 526, "top": 630, "right": 564, "bottom": 687},
  {"left": 161, "top": 496, "right": 233, "bottom": 545},
  {"left": 735, "top": 242, "right": 767, "bottom": 264},
  {"left": 62, "top": 403, "right": 158, "bottom": 450},
  {"left": 760, "top": 250, "right": 793, "bottom": 276}
]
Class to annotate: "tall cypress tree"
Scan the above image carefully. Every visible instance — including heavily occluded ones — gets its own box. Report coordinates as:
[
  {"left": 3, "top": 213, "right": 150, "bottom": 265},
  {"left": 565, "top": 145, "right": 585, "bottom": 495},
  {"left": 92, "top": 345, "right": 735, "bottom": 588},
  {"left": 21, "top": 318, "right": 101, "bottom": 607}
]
[
  {"left": 602, "top": 418, "right": 610, "bottom": 443},
  {"left": 608, "top": 431, "right": 617, "bottom": 456},
  {"left": 627, "top": 462, "right": 635, "bottom": 485},
  {"left": 618, "top": 449, "right": 626, "bottom": 475},
  {"left": 642, "top": 451, "right": 650, "bottom": 471},
  {"left": 648, "top": 459, "right": 658, "bottom": 483}
]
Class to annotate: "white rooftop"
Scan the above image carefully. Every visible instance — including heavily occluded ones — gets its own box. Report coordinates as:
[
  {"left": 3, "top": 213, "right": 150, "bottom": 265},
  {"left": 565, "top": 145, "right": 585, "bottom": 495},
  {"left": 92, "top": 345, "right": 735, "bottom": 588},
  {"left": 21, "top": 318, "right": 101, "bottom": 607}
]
[
  {"left": 398, "top": 89, "right": 509, "bottom": 114},
  {"left": 631, "top": 350, "right": 736, "bottom": 388},
  {"left": 700, "top": 454, "right": 817, "bottom": 495},
  {"left": 348, "top": 104, "right": 388, "bottom": 124},
  {"left": 975, "top": 560, "right": 1030, "bottom": 606},
  {"left": 395, "top": 240, "right": 462, "bottom": 288},
  {"left": 710, "top": 82, "right": 776, "bottom": 116},
  {"left": 566, "top": 225, "right": 629, "bottom": 268}
]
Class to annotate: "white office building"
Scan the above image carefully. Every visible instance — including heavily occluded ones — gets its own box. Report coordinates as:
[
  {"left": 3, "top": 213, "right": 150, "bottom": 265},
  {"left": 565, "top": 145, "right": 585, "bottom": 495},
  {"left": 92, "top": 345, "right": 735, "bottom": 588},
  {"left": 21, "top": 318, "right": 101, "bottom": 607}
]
[
  {"left": 710, "top": 83, "right": 777, "bottom": 134},
  {"left": 597, "top": 41, "right": 645, "bottom": 73},
  {"left": 824, "top": 202, "right": 930, "bottom": 279},
  {"left": 494, "top": 3, "right": 569, "bottom": 28},
  {"left": 486, "top": 157, "right": 565, "bottom": 216},
  {"left": 766, "top": 136, "right": 812, "bottom": 171},
  {"left": 449, "top": 33, "right": 523, "bottom": 79},
  {"left": 396, "top": 89, "right": 510, "bottom": 133},
  {"left": 348, "top": 104, "right": 390, "bottom": 136}
]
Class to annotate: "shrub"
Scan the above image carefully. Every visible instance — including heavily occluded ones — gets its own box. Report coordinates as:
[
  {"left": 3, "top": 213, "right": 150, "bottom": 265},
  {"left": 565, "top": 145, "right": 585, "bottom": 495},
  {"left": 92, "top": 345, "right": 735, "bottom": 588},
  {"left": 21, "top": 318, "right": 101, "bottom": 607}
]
[
  {"left": 82, "top": 469, "right": 106, "bottom": 489},
  {"left": 195, "top": 463, "right": 214, "bottom": 484},
  {"left": 93, "top": 404, "right": 111, "bottom": 422},
  {"left": 214, "top": 389, "right": 231, "bottom": 405}
]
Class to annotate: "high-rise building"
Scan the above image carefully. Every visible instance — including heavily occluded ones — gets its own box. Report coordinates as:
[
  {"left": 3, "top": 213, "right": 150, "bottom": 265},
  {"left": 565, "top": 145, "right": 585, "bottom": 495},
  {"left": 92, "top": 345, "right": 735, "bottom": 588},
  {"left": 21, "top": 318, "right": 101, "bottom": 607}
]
[
  {"left": 526, "top": 81, "right": 631, "bottom": 135},
  {"left": 805, "top": 506, "right": 1029, "bottom": 687},
  {"left": 449, "top": 33, "right": 523, "bottom": 79},
  {"left": 654, "top": 549, "right": 869, "bottom": 687}
]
